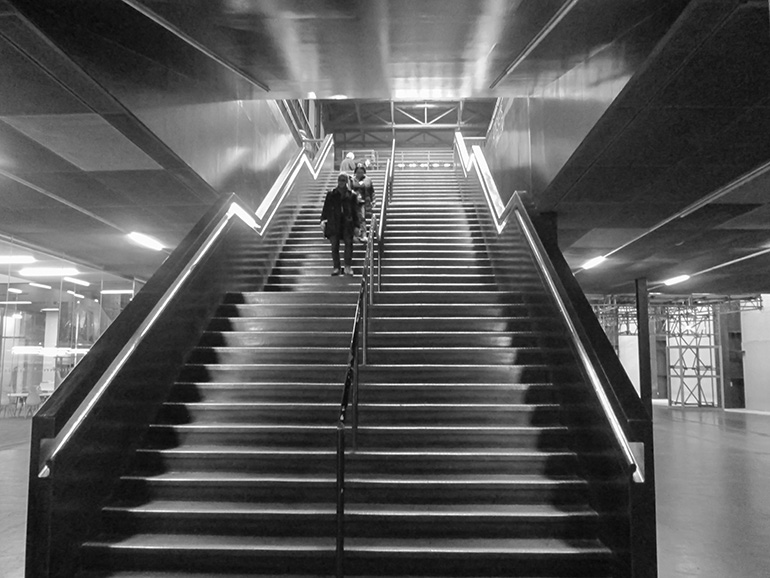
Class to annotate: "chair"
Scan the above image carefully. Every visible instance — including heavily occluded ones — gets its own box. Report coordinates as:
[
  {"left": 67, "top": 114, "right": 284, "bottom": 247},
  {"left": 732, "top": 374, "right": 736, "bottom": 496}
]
[
  {"left": 0, "top": 393, "right": 14, "bottom": 418},
  {"left": 25, "top": 387, "right": 41, "bottom": 418}
]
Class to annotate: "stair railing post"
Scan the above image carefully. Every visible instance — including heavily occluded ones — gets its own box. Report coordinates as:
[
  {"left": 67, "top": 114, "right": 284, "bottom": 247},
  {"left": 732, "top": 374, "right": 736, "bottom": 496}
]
[
  {"left": 352, "top": 345, "right": 360, "bottom": 451},
  {"left": 362, "top": 276, "right": 368, "bottom": 366},
  {"left": 335, "top": 419, "right": 345, "bottom": 578}
]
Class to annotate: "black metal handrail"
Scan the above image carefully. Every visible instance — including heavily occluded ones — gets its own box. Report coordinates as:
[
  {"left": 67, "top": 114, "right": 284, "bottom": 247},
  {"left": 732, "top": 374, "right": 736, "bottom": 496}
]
[
  {"left": 376, "top": 139, "right": 396, "bottom": 291},
  {"left": 454, "top": 131, "right": 656, "bottom": 577},
  {"left": 336, "top": 210, "right": 376, "bottom": 578},
  {"left": 27, "top": 136, "right": 336, "bottom": 578}
]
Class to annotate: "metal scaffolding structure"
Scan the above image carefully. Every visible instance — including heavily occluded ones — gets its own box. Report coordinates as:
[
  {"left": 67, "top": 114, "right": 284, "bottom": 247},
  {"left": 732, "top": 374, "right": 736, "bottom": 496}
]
[{"left": 589, "top": 294, "right": 762, "bottom": 408}]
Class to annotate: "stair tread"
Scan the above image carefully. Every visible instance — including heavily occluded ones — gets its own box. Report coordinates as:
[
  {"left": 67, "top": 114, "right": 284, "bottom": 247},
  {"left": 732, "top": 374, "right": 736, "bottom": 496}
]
[
  {"left": 105, "top": 501, "right": 598, "bottom": 517},
  {"left": 122, "top": 472, "right": 589, "bottom": 484},
  {"left": 84, "top": 533, "right": 612, "bottom": 554}
]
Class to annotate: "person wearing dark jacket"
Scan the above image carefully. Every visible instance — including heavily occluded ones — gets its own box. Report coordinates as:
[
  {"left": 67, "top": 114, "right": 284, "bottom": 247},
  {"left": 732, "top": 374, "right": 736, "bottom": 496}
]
[{"left": 320, "top": 174, "right": 361, "bottom": 276}]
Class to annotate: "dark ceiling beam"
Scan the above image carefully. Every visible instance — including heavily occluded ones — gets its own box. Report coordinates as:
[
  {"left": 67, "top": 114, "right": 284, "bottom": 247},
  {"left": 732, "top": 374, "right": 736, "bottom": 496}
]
[
  {"left": 489, "top": 0, "right": 580, "bottom": 89},
  {"left": 120, "top": 0, "right": 269, "bottom": 92},
  {"left": 330, "top": 123, "right": 487, "bottom": 131}
]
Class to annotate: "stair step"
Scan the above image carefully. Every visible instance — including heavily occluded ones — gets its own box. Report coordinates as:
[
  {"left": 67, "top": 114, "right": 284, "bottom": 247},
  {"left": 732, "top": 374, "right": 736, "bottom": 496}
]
[
  {"left": 101, "top": 500, "right": 602, "bottom": 539},
  {"left": 118, "top": 471, "right": 597, "bottom": 504},
  {"left": 80, "top": 534, "right": 616, "bottom": 574}
]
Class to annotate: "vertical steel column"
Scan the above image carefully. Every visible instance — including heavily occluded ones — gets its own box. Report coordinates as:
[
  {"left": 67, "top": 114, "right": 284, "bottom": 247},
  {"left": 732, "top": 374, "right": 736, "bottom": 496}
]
[{"left": 635, "top": 278, "right": 652, "bottom": 416}]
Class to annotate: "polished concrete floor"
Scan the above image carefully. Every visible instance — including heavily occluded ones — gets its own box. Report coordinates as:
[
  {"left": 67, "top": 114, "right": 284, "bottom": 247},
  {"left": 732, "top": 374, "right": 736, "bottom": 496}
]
[{"left": 1, "top": 405, "right": 769, "bottom": 577}]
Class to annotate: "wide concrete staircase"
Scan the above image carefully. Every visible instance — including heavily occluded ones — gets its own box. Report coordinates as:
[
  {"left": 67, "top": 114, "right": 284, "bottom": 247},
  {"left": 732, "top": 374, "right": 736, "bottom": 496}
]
[
  {"left": 75, "top": 170, "right": 373, "bottom": 576},
  {"left": 340, "top": 164, "right": 626, "bottom": 576},
  {"left": 76, "top": 161, "right": 627, "bottom": 577}
]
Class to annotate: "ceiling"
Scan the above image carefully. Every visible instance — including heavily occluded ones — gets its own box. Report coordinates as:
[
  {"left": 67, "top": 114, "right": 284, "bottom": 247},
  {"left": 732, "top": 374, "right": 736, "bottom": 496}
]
[{"left": 0, "top": 0, "right": 767, "bottom": 298}]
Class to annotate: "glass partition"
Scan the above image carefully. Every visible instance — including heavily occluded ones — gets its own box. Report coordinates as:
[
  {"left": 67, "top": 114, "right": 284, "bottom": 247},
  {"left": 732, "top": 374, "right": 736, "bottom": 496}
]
[{"left": 0, "top": 239, "right": 141, "bottom": 420}]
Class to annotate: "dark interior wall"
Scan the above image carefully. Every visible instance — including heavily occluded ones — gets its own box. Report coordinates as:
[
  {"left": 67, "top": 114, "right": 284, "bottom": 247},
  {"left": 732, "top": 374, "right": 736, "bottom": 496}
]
[
  {"left": 130, "top": 99, "right": 296, "bottom": 209},
  {"left": 9, "top": 0, "right": 297, "bottom": 211},
  {"left": 483, "top": 2, "right": 684, "bottom": 204}
]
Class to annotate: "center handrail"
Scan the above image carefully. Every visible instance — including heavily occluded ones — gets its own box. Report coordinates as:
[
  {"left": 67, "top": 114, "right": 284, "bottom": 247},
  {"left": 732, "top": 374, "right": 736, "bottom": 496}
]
[
  {"left": 376, "top": 140, "right": 396, "bottom": 291},
  {"left": 336, "top": 210, "right": 376, "bottom": 578}
]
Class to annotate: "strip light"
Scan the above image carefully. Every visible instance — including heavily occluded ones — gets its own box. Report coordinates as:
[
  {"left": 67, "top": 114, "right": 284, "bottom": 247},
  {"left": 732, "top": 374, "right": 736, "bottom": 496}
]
[
  {"left": 582, "top": 256, "right": 607, "bottom": 270},
  {"left": 127, "top": 232, "right": 164, "bottom": 251},
  {"left": 40, "top": 308, "right": 59, "bottom": 312},
  {"left": 7, "top": 288, "right": 22, "bottom": 294},
  {"left": 29, "top": 282, "right": 52, "bottom": 290},
  {"left": 100, "top": 289, "right": 135, "bottom": 295},
  {"left": 67, "top": 290, "right": 85, "bottom": 299},
  {"left": 0, "top": 300, "right": 31, "bottom": 305},
  {"left": 663, "top": 274, "right": 691, "bottom": 286},
  {"left": 12, "top": 346, "right": 89, "bottom": 356},
  {"left": 63, "top": 276, "right": 90, "bottom": 287},
  {"left": 19, "top": 267, "right": 79, "bottom": 277},
  {"left": 0, "top": 255, "right": 36, "bottom": 264}
]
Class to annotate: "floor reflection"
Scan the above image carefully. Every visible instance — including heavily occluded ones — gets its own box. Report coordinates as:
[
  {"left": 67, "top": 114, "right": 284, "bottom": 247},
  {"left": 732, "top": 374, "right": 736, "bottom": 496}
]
[{"left": 2, "top": 406, "right": 770, "bottom": 577}]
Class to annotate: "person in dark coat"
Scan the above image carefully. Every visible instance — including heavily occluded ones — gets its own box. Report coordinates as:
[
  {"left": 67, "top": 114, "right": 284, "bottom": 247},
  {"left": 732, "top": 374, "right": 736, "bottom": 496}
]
[{"left": 320, "top": 173, "right": 361, "bottom": 276}]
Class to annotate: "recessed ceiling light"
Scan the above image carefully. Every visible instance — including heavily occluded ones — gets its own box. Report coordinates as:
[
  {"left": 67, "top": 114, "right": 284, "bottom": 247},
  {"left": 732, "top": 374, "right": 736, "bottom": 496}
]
[
  {"left": 0, "top": 255, "right": 36, "bottom": 264},
  {"left": 582, "top": 256, "right": 607, "bottom": 270},
  {"left": 29, "top": 282, "right": 52, "bottom": 290},
  {"left": 663, "top": 274, "right": 691, "bottom": 286},
  {"left": 7, "top": 288, "right": 22, "bottom": 294},
  {"left": 19, "top": 267, "right": 80, "bottom": 277},
  {"left": 63, "top": 276, "right": 90, "bottom": 287},
  {"left": 127, "top": 232, "right": 164, "bottom": 251}
]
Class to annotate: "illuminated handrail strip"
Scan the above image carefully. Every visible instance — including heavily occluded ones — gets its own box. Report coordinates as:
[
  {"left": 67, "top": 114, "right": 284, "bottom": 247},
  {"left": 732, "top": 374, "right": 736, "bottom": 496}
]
[
  {"left": 256, "top": 134, "right": 334, "bottom": 228},
  {"left": 512, "top": 203, "right": 642, "bottom": 482},
  {"left": 456, "top": 133, "right": 643, "bottom": 483},
  {"left": 40, "top": 201, "right": 258, "bottom": 477}
]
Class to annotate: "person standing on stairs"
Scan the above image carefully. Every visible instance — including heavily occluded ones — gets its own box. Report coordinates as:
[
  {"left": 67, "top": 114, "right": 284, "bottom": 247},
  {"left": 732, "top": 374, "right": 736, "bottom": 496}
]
[
  {"left": 351, "top": 163, "right": 375, "bottom": 243},
  {"left": 339, "top": 151, "right": 357, "bottom": 174},
  {"left": 320, "top": 173, "right": 361, "bottom": 276}
]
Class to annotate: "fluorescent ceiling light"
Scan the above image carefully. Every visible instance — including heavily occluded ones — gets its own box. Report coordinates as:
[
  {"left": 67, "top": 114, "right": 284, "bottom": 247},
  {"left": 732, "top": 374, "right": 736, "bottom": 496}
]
[
  {"left": 7, "top": 288, "right": 22, "bottom": 294},
  {"left": 40, "top": 308, "right": 59, "bottom": 312},
  {"left": 0, "top": 300, "right": 31, "bottom": 305},
  {"left": 100, "top": 289, "right": 134, "bottom": 295},
  {"left": 63, "top": 276, "right": 90, "bottom": 287},
  {"left": 67, "top": 290, "right": 85, "bottom": 299},
  {"left": 29, "top": 282, "right": 52, "bottom": 290},
  {"left": 127, "top": 232, "right": 164, "bottom": 251},
  {"left": 11, "top": 312, "right": 22, "bottom": 319},
  {"left": 12, "top": 345, "right": 89, "bottom": 356},
  {"left": 19, "top": 267, "right": 80, "bottom": 277},
  {"left": 663, "top": 274, "right": 691, "bottom": 286},
  {"left": 582, "top": 256, "right": 607, "bottom": 270},
  {"left": 328, "top": 94, "right": 348, "bottom": 100},
  {"left": 0, "top": 255, "right": 36, "bottom": 264}
]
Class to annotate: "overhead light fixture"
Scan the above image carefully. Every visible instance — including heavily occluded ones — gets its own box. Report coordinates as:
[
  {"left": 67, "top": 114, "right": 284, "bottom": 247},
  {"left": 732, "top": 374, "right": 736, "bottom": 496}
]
[
  {"left": 328, "top": 94, "right": 348, "bottom": 100},
  {"left": 40, "top": 308, "right": 59, "bottom": 312},
  {"left": 127, "top": 232, "right": 164, "bottom": 251},
  {"left": 582, "top": 256, "right": 607, "bottom": 270},
  {"left": 7, "top": 288, "right": 22, "bottom": 294},
  {"left": 19, "top": 267, "right": 80, "bottom": 277},
  {"left": 29, "top": 282, "right": 52, "bottom": 290},
  {"left": 100, "top": 289, "right": 135, "bottom": 295},
  {"left": 0, "top": 300, "right": 31, "bottom": 305},
  {"left": 663, "top": 274, "right": 691, "bottom": 286},
  {"left": 63, "top": 276, "right": 90, "bottom": 287},
  {"left": 307, "top": 92, "right": 317, "bottom": 99},
  {"left": 11, "top": 312, "right": 22, "bottom": 319},
  {"left": 0, "top": 255, "right": 36, "bottom": 264},
  {"left": 67, "top": 290, "right": 85, "bottom": 299}
]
